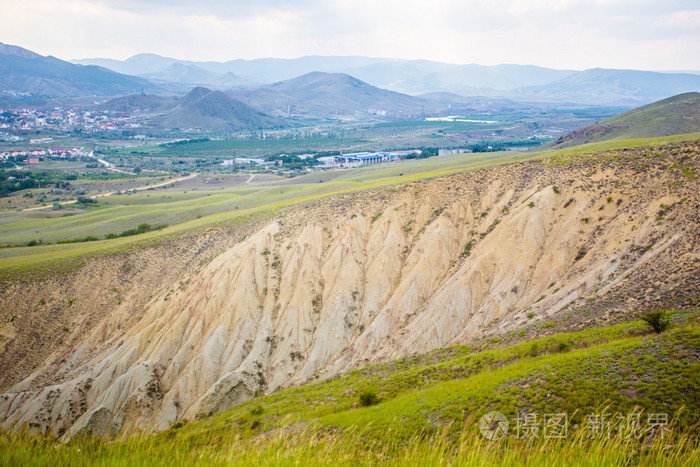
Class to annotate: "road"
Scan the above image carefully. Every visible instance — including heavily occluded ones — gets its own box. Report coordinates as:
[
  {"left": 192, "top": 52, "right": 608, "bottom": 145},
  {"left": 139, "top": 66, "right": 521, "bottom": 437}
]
[{"left": 21, "top": 173, "right": 198, "bottom": 212}]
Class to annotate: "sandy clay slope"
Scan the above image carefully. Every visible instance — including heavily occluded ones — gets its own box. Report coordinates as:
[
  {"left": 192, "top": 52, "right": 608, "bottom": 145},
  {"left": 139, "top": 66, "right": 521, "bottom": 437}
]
[{"left": 1, "top": 142, "right": 698, "bottom": 439}]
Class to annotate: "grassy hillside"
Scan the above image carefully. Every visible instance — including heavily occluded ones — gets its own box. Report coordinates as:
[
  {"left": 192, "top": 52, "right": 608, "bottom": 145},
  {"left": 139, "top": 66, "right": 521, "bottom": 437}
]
[
  {"left": 1, "top": 132, "right": 698, "bottom": 274},
  {"left": 0, "top": 150, "right": 528, "bottom": 269},
  {"left": 546, "top": 92, "right": 700, "bottom": 149},
  {"left": 2, "top": 309, "right": 698, "bottom": 465}
]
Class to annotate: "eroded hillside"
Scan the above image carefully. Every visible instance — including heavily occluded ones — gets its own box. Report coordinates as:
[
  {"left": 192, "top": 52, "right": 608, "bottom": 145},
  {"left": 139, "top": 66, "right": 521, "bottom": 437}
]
[{"left": 1, "top": 142, "right": 698, "bottom": 439}]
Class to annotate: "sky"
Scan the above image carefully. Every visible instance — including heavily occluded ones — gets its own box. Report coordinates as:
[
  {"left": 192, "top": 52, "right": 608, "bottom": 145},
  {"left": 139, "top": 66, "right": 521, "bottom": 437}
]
[{"left": 1, "top": 0, "right": 698, "bottom": 70}]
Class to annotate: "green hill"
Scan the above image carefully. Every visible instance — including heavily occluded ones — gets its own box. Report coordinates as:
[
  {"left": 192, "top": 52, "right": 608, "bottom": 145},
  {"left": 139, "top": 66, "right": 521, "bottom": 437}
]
[
  {"left": 546, "top": 92, "right": 700, "bottom": 149},
  {"left": 2, "top": 309, "right": 698, "bottom": 465}
]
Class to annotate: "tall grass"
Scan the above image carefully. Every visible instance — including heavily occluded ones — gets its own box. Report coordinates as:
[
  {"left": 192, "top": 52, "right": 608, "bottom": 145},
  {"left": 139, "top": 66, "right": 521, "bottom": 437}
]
[{"left": 1, "top": 413, "right": 697, "bottom": 466}]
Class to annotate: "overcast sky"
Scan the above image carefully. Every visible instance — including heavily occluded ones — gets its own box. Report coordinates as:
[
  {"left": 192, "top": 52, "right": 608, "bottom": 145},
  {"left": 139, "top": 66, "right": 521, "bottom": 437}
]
[{"left": 1, "top": 0, "right": 698, "bottom": 70}]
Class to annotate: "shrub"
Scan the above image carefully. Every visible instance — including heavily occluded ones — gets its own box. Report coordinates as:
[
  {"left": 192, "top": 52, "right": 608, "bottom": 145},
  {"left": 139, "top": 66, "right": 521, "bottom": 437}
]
[
  {"left": 76, "top": 196, "right": 97, "bottom": 204},
  {"left": 358, "top": 390, "right": 379, "bottom": 407},
  {"left": 461, "top": 241, "right": 473, "bottom": 257},
  {"left": 105, "top": 223, "right": 167, "bottom": 239},
  {"left": 638, "top": 310, "right": 670, "bottom": 334}
]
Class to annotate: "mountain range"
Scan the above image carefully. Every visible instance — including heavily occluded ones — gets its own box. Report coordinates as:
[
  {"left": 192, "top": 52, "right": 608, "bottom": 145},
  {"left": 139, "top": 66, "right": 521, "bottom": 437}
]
[
  {"left": 2, "top": 41, "right": 700, "bottom": 109},
  {"left": 75, "top": 52, "right": 700, "bottom": 105}
]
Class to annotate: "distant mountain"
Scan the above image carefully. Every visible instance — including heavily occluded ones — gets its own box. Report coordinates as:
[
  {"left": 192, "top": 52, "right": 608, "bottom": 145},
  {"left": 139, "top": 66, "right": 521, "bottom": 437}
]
[
  {"left": 343, "top": 62, "right": 576, "bottom": 95},
  {"left": 94, "top": 94, "right": 178, "bottom": 113},
  {"left": 76, "top": 54, "right": 575, "bottom": 95},
  {"left": 77, "top": 53, "right": 179, "bottom": 76},
  {"left": 0, "top": 42, "right": 153, "bottom": 98},
  {"left": 228, "top": 72, "right": 438, "bottom": 117},
  {"left": 70, "top": 52, "right": 700, "bottom": 105},
  {"left": 512, "top": 69, "right": 700, "bottom": 105},
  {"left": 151, "top": 87, "right": 278, "bottom": 130},
  {"left": 545, "top": 92, "right": 700, "bottom": 148},
  {"left": 76, "top": 54, "right": 254, "bottom": 90}
]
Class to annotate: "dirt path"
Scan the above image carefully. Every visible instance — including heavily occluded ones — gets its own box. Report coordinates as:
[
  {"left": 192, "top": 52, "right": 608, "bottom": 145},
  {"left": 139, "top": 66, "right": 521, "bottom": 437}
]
[
  {"left": 96, "top": 158, "right": 132, "bottom": 175},
  {"left": 21, "top": 173, "right": 198, "bottom": 212},
  {"left": 246, "top": 174, "right": 255, "bottom": 185}
]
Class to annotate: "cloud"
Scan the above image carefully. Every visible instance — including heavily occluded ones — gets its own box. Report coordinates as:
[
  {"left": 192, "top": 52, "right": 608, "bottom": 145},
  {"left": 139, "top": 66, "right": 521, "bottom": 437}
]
[{"left": 0, "top": 0, "right": 698, "bottom": 70}]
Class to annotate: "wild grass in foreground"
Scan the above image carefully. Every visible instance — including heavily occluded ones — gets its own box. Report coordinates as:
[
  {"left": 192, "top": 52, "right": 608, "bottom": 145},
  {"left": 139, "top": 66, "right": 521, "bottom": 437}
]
[{"left": 1, "top": 413, "right": 697, "bottom": 466}]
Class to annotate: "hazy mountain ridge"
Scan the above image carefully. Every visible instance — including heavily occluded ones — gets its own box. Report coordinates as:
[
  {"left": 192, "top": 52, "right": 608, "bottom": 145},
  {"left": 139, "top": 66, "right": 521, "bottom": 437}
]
[
  {"left": 0, "top": 42, "right": 153, "bottom": 97},
  {"left": 512, "top": 68, "right": 700, "bottom": 105},
  {"left": 75, "top": 53, "right": 700, "bottom": 104}
]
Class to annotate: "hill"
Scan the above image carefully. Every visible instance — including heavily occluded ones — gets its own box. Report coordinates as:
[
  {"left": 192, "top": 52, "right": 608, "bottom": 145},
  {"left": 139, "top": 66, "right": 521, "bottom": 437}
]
[
  {"left": 151, "top": 86, "right": 278, "bottom": 130},
  {"left": 0, "top": 140, "right": 697, "bottom": 440},
  {"left": 546, "top": 92, "right": 700, "bottom": 148},
  {"left": 513, "top": 68, "right": 700, "bottom": 105},
  {"left": 228, "top": 71, "right": 439, "bottom": 117},
  {"left": 94, "top": 93, "right": 179, "bottom": 113},
  {"left": 2, "top": 311, "right": 698, "bottom": 464},
  {"left": 0, "top": 42, "right": 153, "bottom": 98}
]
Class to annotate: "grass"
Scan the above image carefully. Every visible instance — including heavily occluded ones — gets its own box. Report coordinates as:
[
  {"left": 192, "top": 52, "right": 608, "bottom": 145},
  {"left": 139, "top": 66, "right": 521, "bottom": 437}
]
[
  {"left": 1, "top": 132, "right": 697, "bottom": 275},
  {"left": 0, "top": 150, "right": 529, "bottom": 272},
  {"left": 1, "top": 309, "right": 698, "bottom": 465},
  {"left": 531, "top": 132, "right": 700, "bottom": 161}
]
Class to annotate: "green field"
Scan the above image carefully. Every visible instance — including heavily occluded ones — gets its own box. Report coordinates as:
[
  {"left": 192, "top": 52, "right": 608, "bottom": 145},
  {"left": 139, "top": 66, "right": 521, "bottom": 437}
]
[
  {"left": 0, "top": 150, "right": 528, "bottom": 269},
  {"left": 2, "top": 132, "right": 698, "bottom": 274},
  {"left": 2, "top": 309, "right": 697, "bottom": 465}
]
